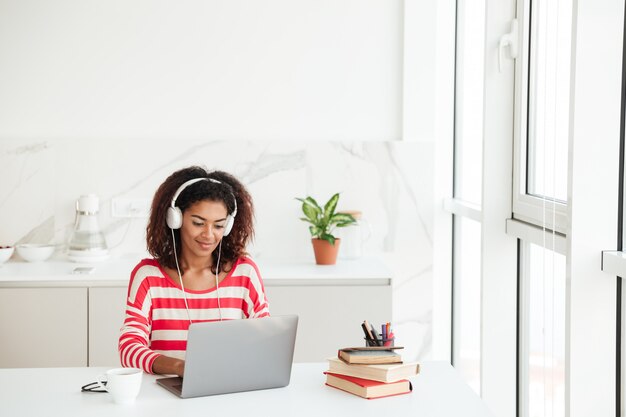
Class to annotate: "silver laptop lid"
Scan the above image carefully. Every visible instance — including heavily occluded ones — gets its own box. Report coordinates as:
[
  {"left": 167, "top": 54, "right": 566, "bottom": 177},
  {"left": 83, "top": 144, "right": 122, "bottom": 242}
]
[{"left": 181, "top": 315, "right": 298, "bottom": 398}]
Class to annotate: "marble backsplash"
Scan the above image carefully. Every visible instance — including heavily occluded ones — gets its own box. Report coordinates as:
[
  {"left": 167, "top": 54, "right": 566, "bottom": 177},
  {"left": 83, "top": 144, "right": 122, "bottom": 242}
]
[{"left": 0, "top": 139, "right": 434, "bottom": 361}]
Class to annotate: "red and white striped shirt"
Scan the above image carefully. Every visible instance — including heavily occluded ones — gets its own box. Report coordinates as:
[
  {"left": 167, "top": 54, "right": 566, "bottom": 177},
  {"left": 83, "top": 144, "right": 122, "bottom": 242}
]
[{"left": 118, "top": 257, "right": 270, "bottom": 373}]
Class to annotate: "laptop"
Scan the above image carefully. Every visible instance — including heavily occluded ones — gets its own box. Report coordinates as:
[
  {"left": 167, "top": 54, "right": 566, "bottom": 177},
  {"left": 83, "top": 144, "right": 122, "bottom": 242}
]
[{"left": 156, "top": 315, "right": 298, "bottom": 399}]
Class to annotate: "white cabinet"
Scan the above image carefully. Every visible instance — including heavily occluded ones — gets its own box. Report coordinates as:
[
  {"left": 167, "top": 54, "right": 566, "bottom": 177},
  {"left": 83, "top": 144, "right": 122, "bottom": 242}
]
[
  {"left": 86, "top": 283, "right": 392, "bottom": 366},
  {"left": 0, "top": 287, "right": 126, "bottom": 368},
  {"left": 0, "top": 288, "right": 88, "bottom": 368},
  {"left": 0, "top": 257, "right": 392, "bottom": 368},
  {"left": 88, "top": 287, "right": 127, "bottom": 367},
  {"left": 266, "top": 285, "right": 391, "bottom": 362}
]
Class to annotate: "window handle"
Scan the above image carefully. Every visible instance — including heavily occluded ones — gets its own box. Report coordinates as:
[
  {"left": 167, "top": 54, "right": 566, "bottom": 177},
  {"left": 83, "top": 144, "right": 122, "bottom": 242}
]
[{"left": 499, "top": 19, "right": 519, "bottom": 73}]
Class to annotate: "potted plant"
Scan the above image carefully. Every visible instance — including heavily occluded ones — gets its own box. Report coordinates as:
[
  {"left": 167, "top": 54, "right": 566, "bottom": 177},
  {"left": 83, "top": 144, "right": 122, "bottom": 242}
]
[{"left": 296, "top": 193, "right": 357, "bottom": 265}]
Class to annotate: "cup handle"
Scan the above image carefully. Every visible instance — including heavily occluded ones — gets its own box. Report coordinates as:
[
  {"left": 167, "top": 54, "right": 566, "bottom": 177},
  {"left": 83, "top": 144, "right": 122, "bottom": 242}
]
[{"left": 96, "top": 374, "right": 109, "bottom": 393}]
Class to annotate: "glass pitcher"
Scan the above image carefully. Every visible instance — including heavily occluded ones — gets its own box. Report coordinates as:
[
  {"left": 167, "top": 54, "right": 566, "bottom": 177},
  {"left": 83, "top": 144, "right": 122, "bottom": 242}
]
[{"left": 68, "top": 194, "right": 109, "bottom": 262}]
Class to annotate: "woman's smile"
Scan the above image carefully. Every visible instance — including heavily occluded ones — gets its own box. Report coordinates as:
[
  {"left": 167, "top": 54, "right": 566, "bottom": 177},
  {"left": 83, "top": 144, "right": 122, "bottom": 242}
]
[{"left": 196, "top": 240, "right": 214, "bottom": 251}]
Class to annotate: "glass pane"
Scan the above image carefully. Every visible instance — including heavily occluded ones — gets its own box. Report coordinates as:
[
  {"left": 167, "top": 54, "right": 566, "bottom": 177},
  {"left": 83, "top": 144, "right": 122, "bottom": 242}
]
[
  {"left": 453, "top": 0, "right": 485, "bottom": 205},
  {"left": 453, "top": 215, "right": 482, "bottom": 395},
  {"left": 520, "top": 242, "right": 566, "bottom": 417},
  {"left": 526, "top": 0, "right": 572, "bottom": 202}
]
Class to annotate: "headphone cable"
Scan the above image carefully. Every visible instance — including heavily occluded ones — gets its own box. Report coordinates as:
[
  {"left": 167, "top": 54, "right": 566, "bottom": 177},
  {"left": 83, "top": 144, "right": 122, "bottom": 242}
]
[
  {"left": 172, "top": 228, "right": 193, "bottom": 324},
  {"left": 171, "top": 228, "right": 223, "bottom": 323},
  {"left": 215, "top": 240, "right": 223, "bottom": 321}
]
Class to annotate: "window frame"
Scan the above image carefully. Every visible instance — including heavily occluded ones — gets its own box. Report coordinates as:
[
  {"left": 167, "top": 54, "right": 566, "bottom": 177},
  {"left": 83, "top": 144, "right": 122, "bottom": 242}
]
[
  {"left": 448, "top": 0, "right": 488, "bottom": 396},
  {"left": 512, "top": 0, "right": 569, "bottom": 235}
]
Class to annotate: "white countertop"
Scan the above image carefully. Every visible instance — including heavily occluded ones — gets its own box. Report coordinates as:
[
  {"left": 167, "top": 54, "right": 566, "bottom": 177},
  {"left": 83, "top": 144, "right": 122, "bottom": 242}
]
[
  {"left": 0, "top": 362, "right": 494, "bottom": 417},
  {"left": 0, "top": 255, "right": 392, "bottom": 287}
]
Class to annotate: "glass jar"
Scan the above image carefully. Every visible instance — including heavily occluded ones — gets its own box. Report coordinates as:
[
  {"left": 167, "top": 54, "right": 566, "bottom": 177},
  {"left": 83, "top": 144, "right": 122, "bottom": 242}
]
[{"left": 336, "top": 210, "right": 370, "bottom": 260}]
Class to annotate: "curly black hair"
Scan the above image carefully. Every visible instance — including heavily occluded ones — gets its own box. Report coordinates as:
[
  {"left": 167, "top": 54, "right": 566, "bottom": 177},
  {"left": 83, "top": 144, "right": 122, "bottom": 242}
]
[{"left": 146, "top": 166, "right": 254, "bottom": 273}]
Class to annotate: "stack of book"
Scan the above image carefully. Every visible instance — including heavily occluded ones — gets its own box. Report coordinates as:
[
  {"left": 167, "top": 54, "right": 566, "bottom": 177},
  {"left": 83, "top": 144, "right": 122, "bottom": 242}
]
[{"left": 324, "top": 346, "right": 420, "bottom": 399}]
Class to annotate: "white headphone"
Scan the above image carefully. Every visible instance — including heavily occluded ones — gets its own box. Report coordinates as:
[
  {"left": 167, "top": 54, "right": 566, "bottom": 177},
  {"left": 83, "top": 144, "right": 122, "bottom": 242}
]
[{"left": 165, "top": 177, "right": 237, "bottom": 235}]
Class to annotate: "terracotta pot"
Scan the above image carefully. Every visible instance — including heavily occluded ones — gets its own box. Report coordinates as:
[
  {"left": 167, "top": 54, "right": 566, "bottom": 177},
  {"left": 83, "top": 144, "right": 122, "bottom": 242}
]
[{"left": 311, "top": 238, "right": 341, "bottom": 265}]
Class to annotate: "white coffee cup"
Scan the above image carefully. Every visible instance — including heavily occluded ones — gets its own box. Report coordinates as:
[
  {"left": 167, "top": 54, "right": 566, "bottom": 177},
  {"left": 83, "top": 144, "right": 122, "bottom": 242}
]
[{"left": 97, "top": 367, "right": 143, "bottom": 404}]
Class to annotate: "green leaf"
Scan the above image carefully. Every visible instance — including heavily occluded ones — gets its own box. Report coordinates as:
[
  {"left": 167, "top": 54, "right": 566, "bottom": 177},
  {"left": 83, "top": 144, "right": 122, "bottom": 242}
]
[
  {"left": 309, "top": 225, "right": 322, "bottom": 237},
  {"left": 330, "top": 213, "right": 356, "bottom": 226},
  {"left": 321, "top": 232, "right": 336, "bottom": 246},
  {"left": 319, "top": 216, "right": 329, "bottom": 230},
  {"left": 323, "top": 193, "right": 340, "bottom": 223},
  {"left": 298, "top": 196, "right": 322, "bottom": 211},
  {"left": 302, "top": 204, "right": 319, "bottom": 223},
  {"left": 297, "top": 197, "right": 321, "bottom": 223},
  {"left": 335, "top": 221, "right": 356, "bottom": 228}
]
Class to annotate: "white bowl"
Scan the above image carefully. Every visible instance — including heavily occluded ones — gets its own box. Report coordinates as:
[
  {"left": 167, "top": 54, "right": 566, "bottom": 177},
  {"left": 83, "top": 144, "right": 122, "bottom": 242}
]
[
  {"left": 0, "top": 246, "right": 15, "bottom": 263},
  {"left": 16, "top": 244, "right": 55, "bottom": 262}
]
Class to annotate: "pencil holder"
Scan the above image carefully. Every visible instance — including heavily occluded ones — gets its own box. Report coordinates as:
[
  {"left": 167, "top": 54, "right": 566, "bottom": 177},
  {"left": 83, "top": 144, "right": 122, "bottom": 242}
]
[{"left": 364, "top": 337, "right": 395, "bottom": 347}]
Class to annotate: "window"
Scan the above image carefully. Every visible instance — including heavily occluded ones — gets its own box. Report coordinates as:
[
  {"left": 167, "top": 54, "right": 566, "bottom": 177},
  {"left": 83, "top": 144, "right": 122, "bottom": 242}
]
[
  {"left": 513, "top": 0, "right": 572, "bottom": 233},
  {"left": 466, "top": 0, "right": 620, "bottom": 414},
  {"left": 513, "top": 1, "right": 573, "bottom": 416},
  {"left": 519, "top": 242, "right": 566, "bottom": 417},
  {"left": 453, "top": 0, "right": 485, "bottom": 206},
  {"left": 453, "top": 215, "right": 482, "bottom": 394},
  {"left": 450, "top": 0, "right": 486, "bottom": 395}
]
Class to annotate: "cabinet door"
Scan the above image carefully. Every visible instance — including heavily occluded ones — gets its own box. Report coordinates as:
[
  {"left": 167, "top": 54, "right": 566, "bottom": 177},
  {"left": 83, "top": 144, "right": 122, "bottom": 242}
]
[
  {"left": 88, "top": 287, "right": 127, "bottom": 367},
  {"left": 0, "top": 288, "right": 87, "bottom": 367},
  {"left": 265, "top": 285, "right": 391, "bottom": 362}
]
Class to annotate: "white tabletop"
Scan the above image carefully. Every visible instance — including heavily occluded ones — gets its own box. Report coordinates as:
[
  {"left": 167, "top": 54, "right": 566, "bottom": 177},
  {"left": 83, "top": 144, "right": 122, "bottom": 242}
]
[
  {"left": 0, "top": 362, "right": 493, "bottom": 417},
  {"left": 0, "top": 256, "right": 392, "bottom": 287}
]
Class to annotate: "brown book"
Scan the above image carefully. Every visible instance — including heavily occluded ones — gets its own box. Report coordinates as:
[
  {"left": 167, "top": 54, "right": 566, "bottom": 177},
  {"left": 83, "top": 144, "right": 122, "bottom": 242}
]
[
  {"left": 338, "top": 348, "right": 402, "bottom": 364},
  {"left": 327, "top": 357, "right": 420, "bottom": 383},
  {"left": 324, "top": 372, "right": 412, "bottom": 399}
]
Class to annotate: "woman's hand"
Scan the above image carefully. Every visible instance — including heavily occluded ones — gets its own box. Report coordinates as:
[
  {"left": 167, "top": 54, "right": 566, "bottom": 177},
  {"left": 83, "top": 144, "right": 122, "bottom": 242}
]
[{"left": 152, "top": 355, "right": 185, "bottom": 377}]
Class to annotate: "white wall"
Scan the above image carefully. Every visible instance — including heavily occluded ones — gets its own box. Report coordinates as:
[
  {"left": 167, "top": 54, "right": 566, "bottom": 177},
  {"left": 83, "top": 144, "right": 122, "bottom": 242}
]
[
  {"left": 403, "top": 0, "right": 437, "bottom": 142},
  {"left": 0, "top": 0, "right": 405, "bottom": 141},
  {"left": 0, "top": 1, "right": 444, "bottom": 362}
]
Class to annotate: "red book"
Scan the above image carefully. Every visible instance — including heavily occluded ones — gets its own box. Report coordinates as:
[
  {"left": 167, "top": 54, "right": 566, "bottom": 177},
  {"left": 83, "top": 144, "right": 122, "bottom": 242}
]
[{"left": 324, "top": 372, "right": 412, "bottom": 399}]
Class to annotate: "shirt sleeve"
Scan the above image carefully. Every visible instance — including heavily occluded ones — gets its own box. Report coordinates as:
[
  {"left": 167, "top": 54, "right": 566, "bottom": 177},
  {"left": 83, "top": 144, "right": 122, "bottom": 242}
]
[
  {"left": 118, "top": 266, "right": 161, "bottom": 374},
  {"left": 246, "top": 259, "right": 270, "bottom": 318}
]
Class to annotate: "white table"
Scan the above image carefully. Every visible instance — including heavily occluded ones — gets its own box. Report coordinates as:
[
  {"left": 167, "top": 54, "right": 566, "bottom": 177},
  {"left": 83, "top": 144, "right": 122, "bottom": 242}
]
[{"left": 0, "top": 362, "right": 494, "bottom": 417}]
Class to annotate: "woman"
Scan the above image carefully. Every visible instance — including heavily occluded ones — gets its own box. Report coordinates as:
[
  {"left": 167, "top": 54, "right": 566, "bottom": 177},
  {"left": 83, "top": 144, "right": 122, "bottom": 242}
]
[{"left": 119, "top": 166, "right": 269, "bottom": 377}]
